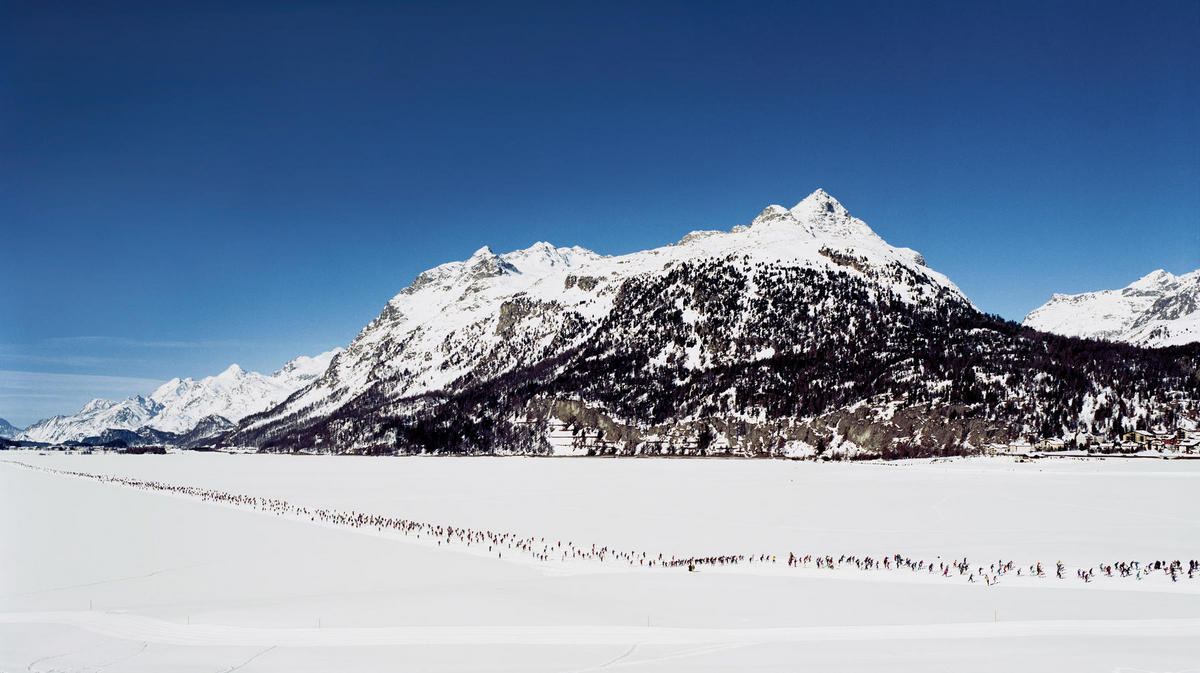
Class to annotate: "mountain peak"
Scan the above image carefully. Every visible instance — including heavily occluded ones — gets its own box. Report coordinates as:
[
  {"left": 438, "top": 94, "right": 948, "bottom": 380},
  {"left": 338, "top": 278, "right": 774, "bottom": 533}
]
[
  {"left": 749, "top": 204, "right": 794, "bottom": 227},
  {"left": 790, "top": 188, "right": 849, "bottom": 220},
  {"left": 504, "top": 241, "right": 559, "bottom": 262},
  {"left": 781, "top": 188, "right": 884, "bottom": 242},
  {"left": 807, "top": 187, "right": 836, "bottom": 201},
  {"left": 80, "top": 398, "right": 117, "bottom": 414},
  {"left": 1130, "top": 269, "right": 1173, "bottom": 288},
  {"left": 748, "top": 190, "right": 853, "bottom": 232},
  {"left": 274, "top": 348, "right": 341, "bottom": 379},
  {"left": 218, "top": 364, "right": 245, "bottom": 378}
]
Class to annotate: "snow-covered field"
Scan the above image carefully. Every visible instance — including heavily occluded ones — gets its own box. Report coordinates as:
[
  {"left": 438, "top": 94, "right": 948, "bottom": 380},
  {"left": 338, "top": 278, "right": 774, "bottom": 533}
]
[{"left": 2, "top": 452, "right": 1197, "bottom": 672}]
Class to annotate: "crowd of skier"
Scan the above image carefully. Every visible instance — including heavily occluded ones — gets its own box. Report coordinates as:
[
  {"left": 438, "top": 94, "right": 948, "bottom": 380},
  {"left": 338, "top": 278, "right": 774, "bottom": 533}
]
[{"left": 8, "top": 459, "right": 1197, "bottom": 587}]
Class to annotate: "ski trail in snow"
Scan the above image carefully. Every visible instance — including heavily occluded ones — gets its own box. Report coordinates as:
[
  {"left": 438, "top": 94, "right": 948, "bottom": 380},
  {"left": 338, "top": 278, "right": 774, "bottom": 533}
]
[
  {"left": 221, "top": 645, "right": 276, "bottom": 672},
  {"left": 92, "top": 641, "right": 149, "bottom": 672},
  {"left": 591, "top": 643, "right": 639, "bottom": 669},
  {"left": 1, "top": 564, "right": 212, "bottom": 599},
  {"left": 24, "top": 643, "right": 88, "bottom": 673},
  {"left": 1, "top": 612, "right": 1197, "bottom": 648},
  {"left": 606, "top": 643, "right": 751, "bottom": 670},
  {"left": 570, "top": 643, "right": 749, "bottom": 672}
]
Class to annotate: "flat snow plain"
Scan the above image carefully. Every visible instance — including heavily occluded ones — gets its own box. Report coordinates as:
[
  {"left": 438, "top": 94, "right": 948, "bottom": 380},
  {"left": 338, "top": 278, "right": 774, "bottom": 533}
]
[{"left": 2, "top": 452, "right": 1197, "bottom": 672}]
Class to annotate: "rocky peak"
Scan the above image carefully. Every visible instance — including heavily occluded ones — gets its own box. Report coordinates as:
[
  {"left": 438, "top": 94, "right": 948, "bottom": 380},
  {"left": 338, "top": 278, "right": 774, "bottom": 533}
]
[{"left": 749, "top": 204, "right": 796, "bottom": 227}]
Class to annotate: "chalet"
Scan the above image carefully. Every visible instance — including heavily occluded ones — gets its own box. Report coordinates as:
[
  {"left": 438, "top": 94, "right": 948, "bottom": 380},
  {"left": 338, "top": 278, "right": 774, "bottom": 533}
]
[{"left": 1122, "top": 430, "right": 1153, "bottom": 444}]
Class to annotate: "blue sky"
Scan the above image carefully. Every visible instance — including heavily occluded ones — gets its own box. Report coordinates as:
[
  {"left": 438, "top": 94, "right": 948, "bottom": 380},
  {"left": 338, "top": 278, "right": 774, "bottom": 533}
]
[{"left": 2, "top": 1, "right": 1198, "bottom": 426}]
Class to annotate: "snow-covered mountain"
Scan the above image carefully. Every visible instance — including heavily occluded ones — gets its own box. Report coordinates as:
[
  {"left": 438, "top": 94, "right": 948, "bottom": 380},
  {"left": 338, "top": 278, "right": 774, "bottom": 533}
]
[
  {"left": 146, "top": 351, "right": 339, "bottom": 433},
  {"left": 0, "top": 417, "right": 24, "bottom": 439},
  {"left": 18, "top": 349, "right": 341, "bottom": 444},
  {"left": 231, "top": 190, "right": 966, "bottom": 445},
  {"left": 19, "top": 396, "right": 163, "bottom": 445},
  {"left": 228, "top": 189, "right": 1200, "bottom": 457},
  {"left": 1023, "top": 270, "right": 1200, "bottom": 347}
]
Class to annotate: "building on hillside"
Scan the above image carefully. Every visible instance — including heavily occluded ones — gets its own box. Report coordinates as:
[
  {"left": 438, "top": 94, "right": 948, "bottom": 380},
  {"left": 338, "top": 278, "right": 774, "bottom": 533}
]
[{"left": 1122, "top": 430, "right": 1153, "bottom": 444}]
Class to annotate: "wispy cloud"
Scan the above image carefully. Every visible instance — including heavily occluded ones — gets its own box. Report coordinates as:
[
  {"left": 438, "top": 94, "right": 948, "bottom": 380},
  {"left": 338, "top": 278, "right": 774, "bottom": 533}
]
[
  {"left": 0, "top": 351, "right": 124, "bottom": 368},
  {"left": 0, "top": 370, "right": 165, "bottom": 391},
  {"left": 42, "top": 336, "right": 246, "bottom": 349},
  {"left": 0, "top": 335, "right": 250, "bottom": 373}
]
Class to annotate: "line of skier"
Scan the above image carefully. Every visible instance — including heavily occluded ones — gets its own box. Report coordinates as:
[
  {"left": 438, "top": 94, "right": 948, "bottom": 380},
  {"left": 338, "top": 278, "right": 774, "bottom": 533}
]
[
  {"left": 781, "top": 553, "right": 1195, "bottom": 584},
  {"left": 8, "top": 459, "right": 1196, "bottom": 587}
]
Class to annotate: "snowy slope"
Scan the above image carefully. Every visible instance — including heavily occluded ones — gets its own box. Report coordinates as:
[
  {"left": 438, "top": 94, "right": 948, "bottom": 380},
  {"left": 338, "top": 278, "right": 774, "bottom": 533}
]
[
  {"left": 233, "top": 189, "right": 972, "bottom": 444},
  {"left": 18, "top": 350, "right": 341, "bottom": 443},
  {"left": 1023, "top": 269, "right": 1200, "bottom": 347},
  {"left": 0, "top": 417, "right": 25, "bottom": 439}
]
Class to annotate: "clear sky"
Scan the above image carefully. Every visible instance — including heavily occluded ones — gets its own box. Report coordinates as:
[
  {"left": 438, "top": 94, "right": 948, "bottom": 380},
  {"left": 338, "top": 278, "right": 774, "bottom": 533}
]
[{"left": 2, "top": 1, "right": 1198, "bottom": 427}]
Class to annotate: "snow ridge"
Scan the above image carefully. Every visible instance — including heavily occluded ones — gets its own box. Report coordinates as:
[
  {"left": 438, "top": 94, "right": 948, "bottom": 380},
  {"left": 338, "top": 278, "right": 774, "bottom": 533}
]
[{"left": 1023, "top": 269, "right": 1200, "bottom": 347}]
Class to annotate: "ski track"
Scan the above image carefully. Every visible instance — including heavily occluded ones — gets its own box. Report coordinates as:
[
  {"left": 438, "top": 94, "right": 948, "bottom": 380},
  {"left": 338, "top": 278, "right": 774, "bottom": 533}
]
[
  {"left": 91, "top": 641, "right": 148, "bottom": 672},
  {"left": 584, "top": 643, "right": 751, "bottom": 672},
  {"left": 220, "top": 645, "right": 276, "bottom": 672},
  {"left": 1, "top": 565, "right": 212, "bottom": 600},
  {"left": 24, "top": 646, "right": 85, "bottom": 673},
  {"left": 2, "top": 612, "right": 1198, "bottom": 648},
  {"left": 590, "top": 643, "right": 640, "bottom": 670}
]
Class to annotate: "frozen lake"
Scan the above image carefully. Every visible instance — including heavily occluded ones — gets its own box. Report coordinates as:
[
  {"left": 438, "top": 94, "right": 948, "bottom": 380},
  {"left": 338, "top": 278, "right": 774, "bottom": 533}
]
[{"left": 2, "top": 452, "right": 1198, "bottom": 671}]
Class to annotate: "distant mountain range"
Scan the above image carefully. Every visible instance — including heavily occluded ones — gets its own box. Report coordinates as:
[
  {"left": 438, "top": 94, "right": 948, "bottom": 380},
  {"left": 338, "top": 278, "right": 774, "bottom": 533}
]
[
  {"left": 1023, "top": 270, "right": 1200, "bottom": 348},
  {"left": 13, "top": 191, "right": 1198, "bottom": 457},
  {"left": 17, "top": 350, "right": 341, "bottom": 445}
]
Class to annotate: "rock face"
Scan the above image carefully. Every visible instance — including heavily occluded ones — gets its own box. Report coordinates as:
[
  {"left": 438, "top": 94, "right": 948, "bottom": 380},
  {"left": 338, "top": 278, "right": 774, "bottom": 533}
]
[
  {"left": 1023, "top": 269, "right": 1200, "bottom": 347},
  {"left": 224, "top": 190, "right": 1200, "bottom": 457}
]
